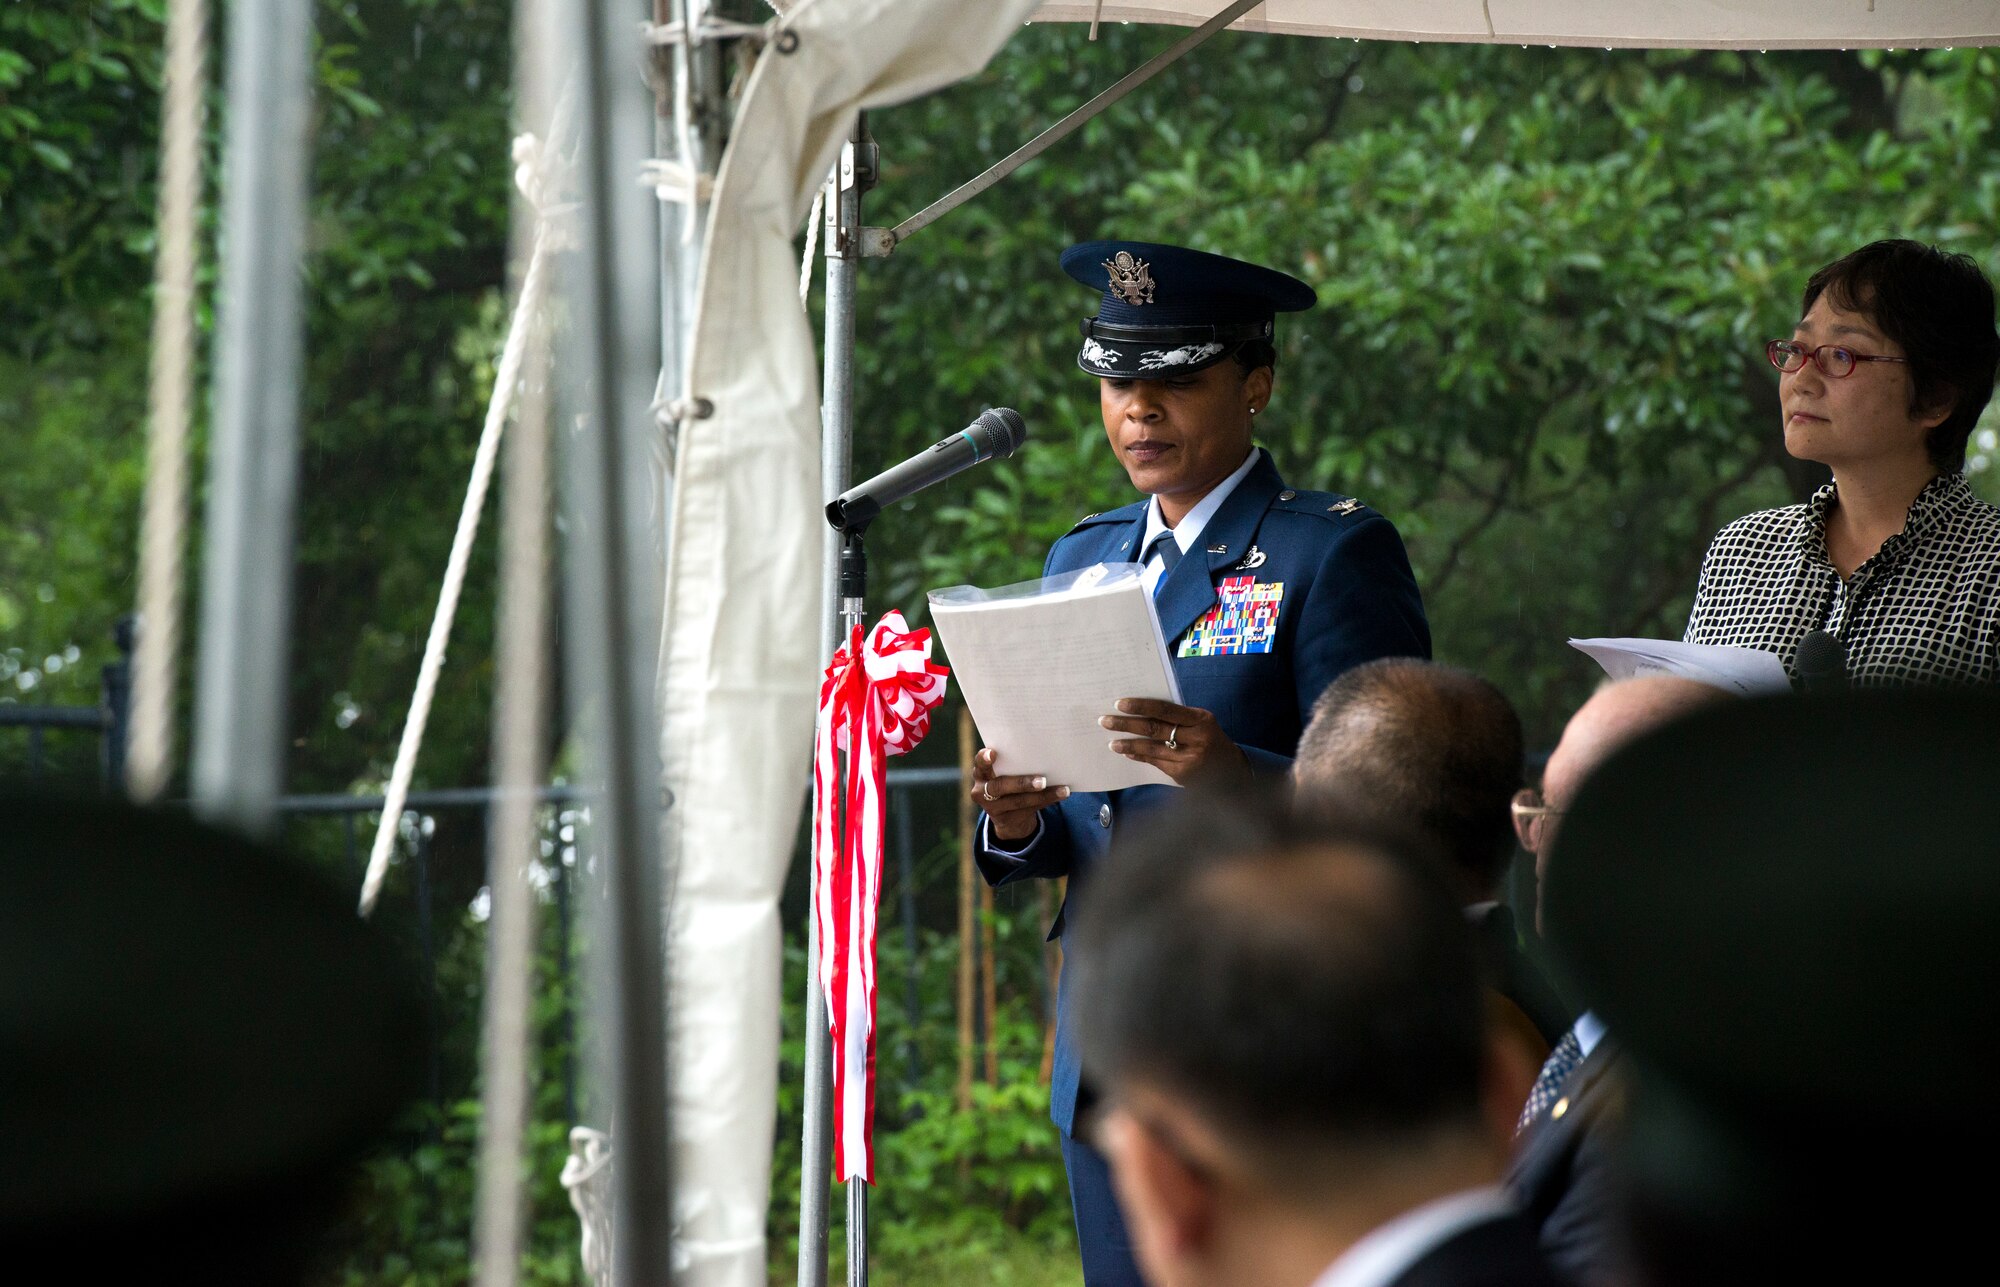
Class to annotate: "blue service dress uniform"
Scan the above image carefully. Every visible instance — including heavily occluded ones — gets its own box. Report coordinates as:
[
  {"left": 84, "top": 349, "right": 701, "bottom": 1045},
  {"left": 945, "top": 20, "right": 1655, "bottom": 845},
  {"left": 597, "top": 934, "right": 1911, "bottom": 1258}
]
[
  {"left": 975, "top": 446, "right": 1430, "bottom": 1128},
  {"left": 993, "top": 237, "right": 1430, "bottom": 1285}
]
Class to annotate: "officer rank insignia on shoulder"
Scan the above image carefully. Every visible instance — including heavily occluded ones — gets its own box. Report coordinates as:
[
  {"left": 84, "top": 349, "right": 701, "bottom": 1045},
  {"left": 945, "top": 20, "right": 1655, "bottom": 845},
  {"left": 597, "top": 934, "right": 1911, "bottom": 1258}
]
[
  {"left": 1178, "top": 576, "right": 1283, "bottom": 657},
  {"left": 1274, "top": 490, "right": 1364, "bottom": 518}
]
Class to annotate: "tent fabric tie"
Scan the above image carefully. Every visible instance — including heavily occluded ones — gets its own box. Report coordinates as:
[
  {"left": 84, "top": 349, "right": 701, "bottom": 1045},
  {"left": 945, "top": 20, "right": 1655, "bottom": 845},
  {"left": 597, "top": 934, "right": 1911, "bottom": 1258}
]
[
  {"left": 639, "top": 156, "right": 717, "bottom": 208},
  {"left": 639, "top": 15, "right": 772, "bottom": 47}
]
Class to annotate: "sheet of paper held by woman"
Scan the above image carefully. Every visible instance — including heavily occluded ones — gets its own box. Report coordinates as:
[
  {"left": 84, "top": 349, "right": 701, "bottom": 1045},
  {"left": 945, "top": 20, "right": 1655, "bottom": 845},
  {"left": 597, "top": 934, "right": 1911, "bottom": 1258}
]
[{"left": 929, "top": 563, "right": 1182, "bottom": 792}]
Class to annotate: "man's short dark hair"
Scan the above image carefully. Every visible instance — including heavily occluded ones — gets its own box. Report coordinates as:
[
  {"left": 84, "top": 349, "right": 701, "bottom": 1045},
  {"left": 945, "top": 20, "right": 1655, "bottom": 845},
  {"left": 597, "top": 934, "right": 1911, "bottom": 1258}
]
[
  {"left": 1293, "top": 658, "right": 1523, "bottom": 896},
  {"left": 1802, "top": 239, "right": 2000, "bottom": 473},
  {"left": 1070, "top": 794, "right": 1486, "bottom": 1176}
]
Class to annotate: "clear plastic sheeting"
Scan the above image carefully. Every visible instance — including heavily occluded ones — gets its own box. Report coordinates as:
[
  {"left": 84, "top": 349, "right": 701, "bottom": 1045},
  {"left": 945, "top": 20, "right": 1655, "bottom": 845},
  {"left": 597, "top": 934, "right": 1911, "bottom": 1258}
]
[
  {"left": 1029, "top": 0, "right": 2000, "bottom": 49},
  {"left": 652, "top": 0, "right": 1042, "bottom": 1282}
]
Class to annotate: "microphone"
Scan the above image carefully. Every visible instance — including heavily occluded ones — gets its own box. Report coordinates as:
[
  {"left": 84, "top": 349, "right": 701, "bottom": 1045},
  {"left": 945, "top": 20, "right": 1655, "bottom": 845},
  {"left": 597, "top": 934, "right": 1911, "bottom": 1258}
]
[
  {"left": 826, "top": 408, "right": 1027, "bottom": 532},
  {"left": 1795, "top": 629, "right": 1847, "bottom": 693}
]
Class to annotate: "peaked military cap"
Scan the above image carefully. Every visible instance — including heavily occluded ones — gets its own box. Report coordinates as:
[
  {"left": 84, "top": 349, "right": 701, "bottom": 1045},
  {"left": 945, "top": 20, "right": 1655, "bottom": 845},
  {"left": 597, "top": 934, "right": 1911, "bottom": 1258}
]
[{"left": 1061, "top": 240, "right": 1316, "bottom": 379}]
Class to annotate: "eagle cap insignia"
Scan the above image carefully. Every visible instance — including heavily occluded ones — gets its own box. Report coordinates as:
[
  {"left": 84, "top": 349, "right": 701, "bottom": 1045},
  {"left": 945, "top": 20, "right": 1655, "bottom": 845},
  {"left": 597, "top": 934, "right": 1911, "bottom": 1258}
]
[{"left": 1103, "top": 251, "right": 1156, "bottom": 306}]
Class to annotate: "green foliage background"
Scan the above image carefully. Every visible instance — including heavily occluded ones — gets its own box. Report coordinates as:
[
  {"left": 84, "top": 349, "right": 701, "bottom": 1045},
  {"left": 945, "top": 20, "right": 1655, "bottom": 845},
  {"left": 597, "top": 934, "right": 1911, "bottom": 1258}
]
[{"left": 6, "top": 3, "right": 2000, "bottom": 1283}]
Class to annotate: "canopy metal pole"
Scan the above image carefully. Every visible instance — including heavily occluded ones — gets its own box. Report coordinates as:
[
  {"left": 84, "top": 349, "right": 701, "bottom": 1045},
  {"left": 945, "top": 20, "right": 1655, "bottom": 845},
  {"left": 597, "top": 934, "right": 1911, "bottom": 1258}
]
[
  {"left": 801, "top": 110, "right": 875, "bottom": 1287},
  {"left": 563, "top": 0, "right": 674, "bottom": 1281},
  {"left": 189, "top": 0, "right": 314, "bottom": 835},
  {"left": 885, "top": 0, "right": 1261, "bottom": 249}
]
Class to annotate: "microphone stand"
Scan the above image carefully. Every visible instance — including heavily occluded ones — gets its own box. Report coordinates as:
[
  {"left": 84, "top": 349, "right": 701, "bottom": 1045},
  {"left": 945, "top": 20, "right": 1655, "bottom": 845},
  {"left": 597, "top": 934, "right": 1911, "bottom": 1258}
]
[
  {"left": 805, "top": 112, "right": 876, "bottom": 1287},
  {"left": 839, "top": 528, "right": 868, "bottom": 641},
  {"left": 828, "top": 519, "right": 868, "bottom": 1284}
]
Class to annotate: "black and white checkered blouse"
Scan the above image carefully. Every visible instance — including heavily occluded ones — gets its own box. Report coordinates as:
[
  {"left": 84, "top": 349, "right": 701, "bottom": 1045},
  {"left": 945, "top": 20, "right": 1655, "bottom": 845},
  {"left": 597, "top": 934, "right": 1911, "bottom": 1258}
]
[{"left": 1684, "top": 472, "right": 2000, "bottom": 686}]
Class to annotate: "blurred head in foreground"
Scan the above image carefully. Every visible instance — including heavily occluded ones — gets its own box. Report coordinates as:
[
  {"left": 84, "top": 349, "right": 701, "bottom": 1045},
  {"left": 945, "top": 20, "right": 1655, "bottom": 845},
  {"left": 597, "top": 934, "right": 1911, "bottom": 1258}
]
[
  {"left": 1545, "top": 687, "right": 2000, "bottom": 1284},
  {"left": 1071, "top": 796, "right": 1560, "bottom": 1287},
  {"left": 0, "top": 787, "right": 423, "bottom": 1283}
]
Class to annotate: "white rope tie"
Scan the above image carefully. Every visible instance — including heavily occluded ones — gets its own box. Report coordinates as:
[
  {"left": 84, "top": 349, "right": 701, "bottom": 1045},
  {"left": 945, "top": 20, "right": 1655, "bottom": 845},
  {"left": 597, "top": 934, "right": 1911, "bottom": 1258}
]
[
  {"left": 358, "top": 132, "right": 563, "bottom": 917},
  {"left": 799, "top": 187, "right": 823, "bottom": 309},
  {"left": 127, "top": 0, "right": 208, "bottom": 803}
]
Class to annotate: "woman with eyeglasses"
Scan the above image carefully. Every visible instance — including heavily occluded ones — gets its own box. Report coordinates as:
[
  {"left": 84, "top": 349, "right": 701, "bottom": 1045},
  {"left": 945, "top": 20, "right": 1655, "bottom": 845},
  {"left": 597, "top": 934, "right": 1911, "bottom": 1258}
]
[{"left": 1684, "top": 240, "right": 2000, "bottom": 685}]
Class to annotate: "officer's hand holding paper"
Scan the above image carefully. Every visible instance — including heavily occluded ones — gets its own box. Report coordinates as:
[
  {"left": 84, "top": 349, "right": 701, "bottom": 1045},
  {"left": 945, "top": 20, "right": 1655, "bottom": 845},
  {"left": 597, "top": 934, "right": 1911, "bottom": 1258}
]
[{"left": 932, "top": 564, "right": 1245, "bottom": 819}]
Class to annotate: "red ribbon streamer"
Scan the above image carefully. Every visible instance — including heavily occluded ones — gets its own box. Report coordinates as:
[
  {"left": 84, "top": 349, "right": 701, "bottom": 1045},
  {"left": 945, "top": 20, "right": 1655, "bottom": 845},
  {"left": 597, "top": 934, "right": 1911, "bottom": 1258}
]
[{"left": 813, "top": 611, "right": 948, "bottom": 1183}]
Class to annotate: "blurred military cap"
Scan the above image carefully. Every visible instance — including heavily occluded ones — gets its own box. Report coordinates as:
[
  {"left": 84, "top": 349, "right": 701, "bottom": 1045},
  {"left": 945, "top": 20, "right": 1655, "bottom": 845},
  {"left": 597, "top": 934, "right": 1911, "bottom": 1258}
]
[
  {"left": 0, "top": 787, "right": 423, "bottom": 1274},
  {"left": 1544, "top": 688, "right": 2000, "bottom": 1117},
  {"left": 1543, "top": 689, "right": 2000, "bottom": 1280}
]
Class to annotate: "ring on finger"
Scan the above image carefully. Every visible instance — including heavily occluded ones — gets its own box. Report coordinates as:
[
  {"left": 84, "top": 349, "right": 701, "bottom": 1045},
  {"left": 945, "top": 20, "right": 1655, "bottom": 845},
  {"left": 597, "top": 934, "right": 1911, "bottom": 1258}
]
[
  {"left": 983, "top": 781, "right": 994, "bottom": 802},
  {"left": 1164, "top": 726, "right": 1179, "bottom": 751}
]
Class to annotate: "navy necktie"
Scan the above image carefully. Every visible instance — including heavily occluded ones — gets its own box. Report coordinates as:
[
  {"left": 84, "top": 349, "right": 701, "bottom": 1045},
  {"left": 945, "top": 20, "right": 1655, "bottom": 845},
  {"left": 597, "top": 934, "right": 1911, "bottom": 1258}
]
[
  {"left": 1515, "top": 1027, "right": 1584, "bottom": 1137},
  {"left": 1147, "top": 530, "right": 1182, "bottom": 594}
]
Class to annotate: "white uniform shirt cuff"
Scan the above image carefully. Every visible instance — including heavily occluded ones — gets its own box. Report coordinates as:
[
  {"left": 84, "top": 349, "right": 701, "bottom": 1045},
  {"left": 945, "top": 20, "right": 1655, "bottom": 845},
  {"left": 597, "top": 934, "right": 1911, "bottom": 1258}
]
[{"left": 978, "top": 813, "right": 1043, "bottom": 856}]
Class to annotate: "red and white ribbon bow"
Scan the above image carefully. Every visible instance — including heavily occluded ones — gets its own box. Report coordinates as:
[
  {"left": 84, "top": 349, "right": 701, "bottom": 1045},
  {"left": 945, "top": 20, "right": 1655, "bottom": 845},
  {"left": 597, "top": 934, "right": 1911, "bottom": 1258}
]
[{"left": 813, "top": 611, "right": 949, "bottom": 1183}]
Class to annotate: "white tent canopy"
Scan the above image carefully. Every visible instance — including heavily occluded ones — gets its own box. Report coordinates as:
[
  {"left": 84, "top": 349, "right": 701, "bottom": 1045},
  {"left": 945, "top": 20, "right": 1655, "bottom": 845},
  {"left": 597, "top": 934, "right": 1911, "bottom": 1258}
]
[{"left": 1030, "top": 1, "right": 2000, "bottom": 47}]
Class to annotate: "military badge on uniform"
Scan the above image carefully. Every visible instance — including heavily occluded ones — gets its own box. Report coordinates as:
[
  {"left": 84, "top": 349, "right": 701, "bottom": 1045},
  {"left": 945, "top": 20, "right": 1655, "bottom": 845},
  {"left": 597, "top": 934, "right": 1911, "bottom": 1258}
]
[
  {"left": 1178, "top": 576, "right": 1284, "bottom": 657},
  {"left": 1102, "top": 251, "right": 1156, "bottom": 306},
  {"left": 1327, "top": 498, "right": 1363, "bottom": 516},
  {"left": 1232, "top": 545, "right": 1268, "bottom": 570}
]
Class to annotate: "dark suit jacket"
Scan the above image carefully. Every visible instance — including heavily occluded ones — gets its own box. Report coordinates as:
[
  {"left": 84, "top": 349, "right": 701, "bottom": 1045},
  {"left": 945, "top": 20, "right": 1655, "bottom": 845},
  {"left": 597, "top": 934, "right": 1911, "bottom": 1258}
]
[
  {"left": 1386, "top": 1212, "right": 1572, "bottom": 1287},
  {"left": 1473, "top": 904, "right": 1574, "bottom": 1047},
  {"left": 1505, "top": 1039, "right": 1630, "bottom": 1286},
  {"left": 973, "top": 449, "right": 1431, "bottom": 1132}
]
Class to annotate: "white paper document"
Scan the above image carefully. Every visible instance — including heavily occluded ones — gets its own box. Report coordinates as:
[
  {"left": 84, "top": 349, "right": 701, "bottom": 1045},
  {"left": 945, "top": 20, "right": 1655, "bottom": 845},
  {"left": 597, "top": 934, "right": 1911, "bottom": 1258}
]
[
  {"left": 1569, "top": 636, "right": 1793, "bottom": 696},
  {"left": 928, "top": 563, "right": 1182, "bottom": 792}
]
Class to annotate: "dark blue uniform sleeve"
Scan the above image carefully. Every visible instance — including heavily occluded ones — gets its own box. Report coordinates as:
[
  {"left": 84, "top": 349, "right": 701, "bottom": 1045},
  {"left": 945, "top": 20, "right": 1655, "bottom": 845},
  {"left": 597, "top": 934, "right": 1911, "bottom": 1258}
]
[
  {"left": 1290, "top": 512, "right": 1431, "bottom": 714},
  {"left": 1236, "top": 513, "right": 1428, "bottom": 775}
]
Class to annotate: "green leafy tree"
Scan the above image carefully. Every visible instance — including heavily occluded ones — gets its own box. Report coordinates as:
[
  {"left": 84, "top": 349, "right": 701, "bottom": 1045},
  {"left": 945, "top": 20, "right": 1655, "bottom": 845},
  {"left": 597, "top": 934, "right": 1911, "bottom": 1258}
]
[
  {"left": 0, "top": 2, "right": 170, "bottom": 727},
  {"left": 852, "top": 34, "right": 2000, "bottom": 745}
]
